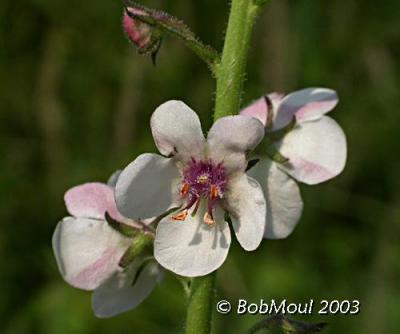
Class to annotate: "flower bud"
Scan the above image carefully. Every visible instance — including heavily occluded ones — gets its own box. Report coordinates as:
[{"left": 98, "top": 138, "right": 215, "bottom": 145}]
[{"left": 123, "top": 7, "right": 162, "bottom": 60}]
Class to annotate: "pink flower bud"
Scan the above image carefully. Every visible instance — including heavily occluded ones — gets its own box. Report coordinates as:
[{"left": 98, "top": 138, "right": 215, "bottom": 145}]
[{"left": 123, "top": 7, "right": 162, "bottom": 58}]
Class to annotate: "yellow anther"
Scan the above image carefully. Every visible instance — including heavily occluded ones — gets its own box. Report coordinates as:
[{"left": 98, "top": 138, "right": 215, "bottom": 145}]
[{"left": 198, "top": 174, "right": 209, "bottom": 184}]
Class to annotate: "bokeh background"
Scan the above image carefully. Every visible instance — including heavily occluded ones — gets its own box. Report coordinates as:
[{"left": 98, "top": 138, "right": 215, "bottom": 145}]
[{"left": 1, "top": 0, "right": 399, "bottom": 333}]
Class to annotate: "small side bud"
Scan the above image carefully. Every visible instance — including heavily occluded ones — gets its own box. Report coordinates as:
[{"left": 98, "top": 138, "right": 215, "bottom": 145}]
[
  {"left": 121, "top": 1, "right": 220, "bottom": 71},
  {"left": 123, "top": 7, "right": 162, "bottom": 62}
]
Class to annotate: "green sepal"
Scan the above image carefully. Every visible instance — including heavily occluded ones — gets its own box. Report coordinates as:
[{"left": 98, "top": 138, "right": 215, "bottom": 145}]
[
  {"left": 119, "top": 233, "right": 154, "bottom": 268},
  {"left": 266, "top": 116, "right": 296, "bottom": 142},
  {"left": 264, "top": 95, "right": 274, "bottom": 129},
  {"left": 246, "top": 158, "right": 260, "bottom": 171},
  {"left": 131, "top": 257, "right": 155, "bottom": 286},
  {"left": 105, "top": 212, "right": 139, "bottom": 238},
  {"left": 265, "top": 138, "right": 289, "bottom": 164}
]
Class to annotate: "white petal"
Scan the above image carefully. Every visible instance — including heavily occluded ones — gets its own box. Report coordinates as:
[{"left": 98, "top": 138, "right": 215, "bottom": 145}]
[
  {"left": 64, "top": 183, "right": 123, "bottom": 221},
  {"left": 115, "top": 153, "right": 181, "bottom": 220},
  {"left": 277, "top": 116, "right": 347, "bottom": 185},
  {"left": 225, "top": 175, "right": 266, "bottom": 251},
  {"left": 278, "top": 88, "right": 338, "bottom": 125},
  {"left": 107, "top": 170, "right": 122, "bottom": 187},
  {"left": 207, "top": 115, "right": 265, "bottom": 174},
  {"left": 247, "top": 159, "right": 303, "bottom": 239},
  {"left": 151, "top": 100, "right": 206, "bottom": 161},
  {"left": 154, "top": 206, "right": 231, "bottom": 277},
  {"left": 52, "top": 217, "right": 131, "bottom": 290},
  {"left": 92, "top": 260, "right": 162, "bottom": 318}
]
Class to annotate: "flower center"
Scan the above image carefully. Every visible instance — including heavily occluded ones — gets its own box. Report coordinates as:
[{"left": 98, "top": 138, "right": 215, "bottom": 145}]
[{"left": 172, "top": 158, "right": 227, "bottom": 225}]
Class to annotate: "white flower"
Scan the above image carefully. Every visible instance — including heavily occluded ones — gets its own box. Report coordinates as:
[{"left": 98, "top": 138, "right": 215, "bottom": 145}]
[
  {"left": 241, "top": 87, "right": 347, "bottom": 239},
  {"left": 52, "top": 176, "right": 162, "bottom": 318},
  {"left": 115, "top": 100, "right": 266, "bottom": 277}
]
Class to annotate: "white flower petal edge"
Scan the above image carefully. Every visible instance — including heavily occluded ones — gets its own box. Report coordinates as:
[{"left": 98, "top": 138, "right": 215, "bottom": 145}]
[
  {"left": 65, "top": 183, "right": 123, "bottom": 221},
  {"left": 207, "top": 115, "right": 265, "bottom": 174},
  {"left": 279, "top": 88, "right": 338, "bottom": 124},
  {"left": 92, "top": 261, "right": 162, "bottom": 318},
  {"left": 107, "top": 170, "right": 122, "bottom": 187},
  {"left": 52, "top": 217, "right": 131, "bottom": 290},
  {"left": 154, "top": 206, "right": 231, "bottom": 277},
  {"left": 240, "top": 88, "right": 338, "bottom": 130},
  {"left": 151, "top": 100, "right": 206, "bottom": 161},
  {"left": 277, "top": 116, "right": 347, "bottom": 185},
  {"left": 115, "top": 153, "right": 181, "bottom": 220},
  {"left": 226, "top": 175, "right": 266, "bottom": 250},
  {"left": 247, "top": 159, "right": 303, "bottom": 239}
]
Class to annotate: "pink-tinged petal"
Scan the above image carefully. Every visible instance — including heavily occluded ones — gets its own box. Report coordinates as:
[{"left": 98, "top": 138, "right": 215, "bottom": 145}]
[
  {"left": 247, "top": 159, "right": 303, "bottom": 239},
  {"left": 92, "top": 260, "right": 162, "bottom": 318},
  {"left": 154, "top": 206, "right": 231, "bottom": 277},
  {"left": 52, "top": 217, "right": 131, "bottom": 291},
  {"left": 240, "top": 98, "right": 269, "bottom": 126},
  {"left": 123, "top": 11, "right": 150, "bottom": 49},
  {"left": 240, "top": 93, "right": 284, "bottom": 127},
  {"left": 277, "top": 116, "right": 347, "bottom": 185},
  {"left": 115, "top": 153, "right": 181, "bottom": 220},
  {"left": 65, "top": 183, "right": 123, "bottom": 221},
  {"left": 225, "top": 174, "right": 266, "bottom": 251},
  {"left": 207, "top": 115, "right": 265, "bottom": 175},
  {"left": 151, "top": 100, "right": 206, "bottom": 161},
  {"left": 268, "top": 92, "right": 285, "bottom": 106},
  {"left": 278, "top": 88, "right": 338, "bottom": 124}
]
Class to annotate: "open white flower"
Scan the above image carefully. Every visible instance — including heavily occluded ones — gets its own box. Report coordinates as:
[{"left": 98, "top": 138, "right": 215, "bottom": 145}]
[
  {"left": 241, "top": 87, "right": 347, "bottom": 239},
  {"left": 52, "top": 177, "right": 162, "bottom": 318},
  {"left": 115, "top": 100, "right": 266, "bottom": 277}
]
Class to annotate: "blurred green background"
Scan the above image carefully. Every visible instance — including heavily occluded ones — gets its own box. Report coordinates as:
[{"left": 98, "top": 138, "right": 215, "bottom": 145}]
[{"left": 1, "top": 0, "right": 399, "bottom": 333}]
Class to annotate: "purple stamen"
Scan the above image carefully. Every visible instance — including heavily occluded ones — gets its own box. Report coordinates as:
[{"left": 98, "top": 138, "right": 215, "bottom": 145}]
[{"left": 181, "top": 159, "right": 227, "bottom": 220}]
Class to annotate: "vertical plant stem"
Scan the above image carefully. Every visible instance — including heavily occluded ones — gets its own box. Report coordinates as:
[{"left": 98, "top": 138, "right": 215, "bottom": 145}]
[
  {"left": 185, "top": 273, "right": 216, "bottom": 334},
  {"left": 214, "top": 0, "right": 264, "bottom": 121},
  {"left": 184, "top": 1, "right": 266, "bottom": 333}
]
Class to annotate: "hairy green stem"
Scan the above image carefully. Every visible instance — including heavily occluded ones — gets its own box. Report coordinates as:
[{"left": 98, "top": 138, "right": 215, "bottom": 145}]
[
  {"left": 184, "top": 1, "right": 266, "bottom": 334},
  {"left": 185, "top": 0, "right": 265, "bottom": 334},
  {"left": 184, "top": 273, "right": 216, "bottom": 334},
  {"left": 214, "top": 0, "right": 264, "bottom": 121}
]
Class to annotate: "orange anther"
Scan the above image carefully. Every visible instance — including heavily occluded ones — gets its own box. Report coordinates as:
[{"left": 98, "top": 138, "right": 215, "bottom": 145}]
[
  {"left": 210, "top": 184, "right": 218, "bottom": 200},
  {"left": 203, "top": 212, "right": 215, "bottom": 226},
  {"left": 172, "top": 209, "right": 188, "bottom": 221},
  {"left": 181, "top": 183, "right": 190, "bottom": 197}
]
